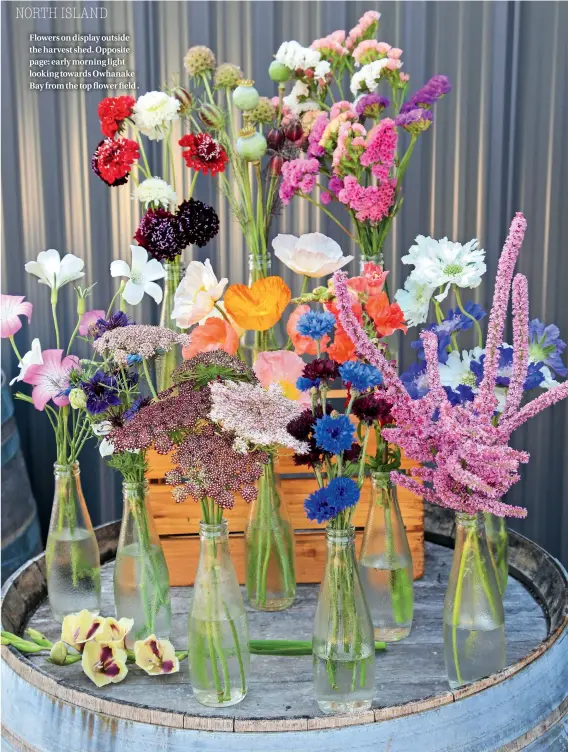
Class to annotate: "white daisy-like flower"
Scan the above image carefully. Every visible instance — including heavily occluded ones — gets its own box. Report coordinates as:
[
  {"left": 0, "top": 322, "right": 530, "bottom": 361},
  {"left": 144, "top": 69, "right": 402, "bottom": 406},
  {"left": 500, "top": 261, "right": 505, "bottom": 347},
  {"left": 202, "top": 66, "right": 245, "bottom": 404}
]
[
  {"left": 438, "top": 347, "right": 484, "bottom": 391},
  {"left": 350, "top": 58, "right": 390, "bottom": 96},
  {"left": 401, "top": 236, "right": 486, "bottom": 302},
  {"left": 132, "top": 91, "right": 180, "bottom": 141},
  {"left": 394, "top": 275, "right": 436, "bottom": 327},
  {"left": 133, "top": 178, "right": 177, "bottom": 209}
]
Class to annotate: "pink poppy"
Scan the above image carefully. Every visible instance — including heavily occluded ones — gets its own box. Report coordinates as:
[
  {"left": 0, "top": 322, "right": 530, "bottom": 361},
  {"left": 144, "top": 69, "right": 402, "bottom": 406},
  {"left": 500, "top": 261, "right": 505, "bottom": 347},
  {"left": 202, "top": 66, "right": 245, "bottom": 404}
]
[
  {"left": 23, "top": 349, "right": 80, "bottom": 410},
  {"left": 254, "top": 350, "right": 310, "bottom": 404},
  {"left": 1, "top": 295, "right": 32, "bottom": 338},
  {"left": 287, "top": 304, "right": 330, "bottom": 356},
  {"left": 78, "top": 309, "right": 105, "bottom": 336}
]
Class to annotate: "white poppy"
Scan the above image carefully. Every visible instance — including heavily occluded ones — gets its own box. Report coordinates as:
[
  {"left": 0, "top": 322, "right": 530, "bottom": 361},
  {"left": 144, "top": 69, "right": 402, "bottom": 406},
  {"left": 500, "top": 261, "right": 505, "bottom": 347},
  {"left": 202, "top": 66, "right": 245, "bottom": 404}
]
[
  {"left": 394, "top": 275, "right": 436, "bottom": 328},
  {"left": 272, "top": 232, "right": 353, "bottom": 278},
  {"left": 171, "top": 259, "right": 228, "bottom": 329},
  {"left": 9, "top": 338, "right": 43, "bottom": 385},
  {"left": 25, "top": 249, "right": 85, "bottom": 289},
  {"left": 133, "top": 178, "right": 177, "bottom": 209},
  {"left": 132, "top": 91, "right": 180, "bottom": 141},
  {"left": 110, "top": 245, "right": 165, "bottom": 306}
]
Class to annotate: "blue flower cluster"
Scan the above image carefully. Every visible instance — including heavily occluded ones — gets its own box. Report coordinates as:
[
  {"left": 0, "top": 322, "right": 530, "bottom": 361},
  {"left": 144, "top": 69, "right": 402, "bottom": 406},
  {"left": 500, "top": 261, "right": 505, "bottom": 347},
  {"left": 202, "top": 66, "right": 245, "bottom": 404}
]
[
  {"left": 339, "top": 361, "right": 383, "bottom": 392},
  {"left": 470, "top": 346, "right": 545, "bottom": 391},
  {"left": 314, "top": 414, "right": 355, "bottom": 454},
  {"left": 411, "top": 302, "right": 486, "bottom": 363},
  {"left": 296, "top": 310, "right": 336, "bottom": 340},
  {"left": 304, "top": 477, "right": 360, "bottom": 523}
]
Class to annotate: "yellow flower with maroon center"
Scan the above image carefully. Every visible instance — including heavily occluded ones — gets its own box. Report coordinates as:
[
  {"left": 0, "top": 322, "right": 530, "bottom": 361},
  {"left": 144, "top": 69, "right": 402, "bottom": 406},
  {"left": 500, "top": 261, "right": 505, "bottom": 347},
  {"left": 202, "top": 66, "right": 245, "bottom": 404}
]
[
  {"left": 61, "top": 610, "right": 104, "bottom": 652},
  {"left": 81, "top": 641, "right": 128, "bottom": 687},
  {"left": 94, "top": 616, "right": 134, "bottom": 648},
  {"left": 134, "top": 635, "right": 180, "bottom": 676}
]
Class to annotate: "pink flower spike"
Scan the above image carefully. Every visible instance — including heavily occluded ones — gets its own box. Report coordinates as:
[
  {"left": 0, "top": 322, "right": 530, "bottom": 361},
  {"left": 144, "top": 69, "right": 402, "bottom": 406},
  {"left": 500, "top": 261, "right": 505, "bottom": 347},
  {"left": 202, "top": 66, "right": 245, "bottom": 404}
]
[
  {"left": 23, "top": 349, "right": 80, "bottom": 410},
  {"left": 499, "top": 380, "right": 568, "bottom": 438},
  {"left": 78, "top": 310, "right": 105, "bottom": 337},
  {"left": 421, "top": 330, "right": 448, "bottom": 406},
  {"left": 502, "top": 274, "right": 529, "bottom": 420},
  {"left": 1, "top": 295, "right": 33, "bottom": 338}
]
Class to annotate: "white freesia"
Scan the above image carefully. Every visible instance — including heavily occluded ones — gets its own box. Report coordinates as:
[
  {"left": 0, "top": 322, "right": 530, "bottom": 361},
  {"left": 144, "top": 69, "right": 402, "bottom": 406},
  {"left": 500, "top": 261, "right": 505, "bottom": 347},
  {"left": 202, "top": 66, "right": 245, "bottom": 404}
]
[
  {"left": 110, "top": 245, "right": 165, "bottom": 306},
  {"left": 171, "top": 259, "right": 228, "bottom": 329},
  {"left": 350, "top": 58, "right": 390, "bottom": 96},
  {"left": 283, "top": 81, "right": 320, "bottom": 115},
  {"left": 272, "top": 233, "right": 353, "bottom": 278},
  {"left": 132, "top": 91, "right": 180, "bottom": 141},
  {"left": 276, "top": 41, "right": 321, "bottom": 71},
  {"left": 25, "top": 249, "right": 85, "bottom": 289},
  {"left": 394, "top": 276, "right": 436, "bottom": 327},
  {"left": 438, "top": 348, "right": 484, "bottom": 391},
  {"left": 133, "top": 178, "right": 177, "bottom": 209},
  {"left": 9, "top": 338, "right": 43, "bottom": 385},
  {"left": 401, "top": 235, "right": 486, "bottom": 302}
]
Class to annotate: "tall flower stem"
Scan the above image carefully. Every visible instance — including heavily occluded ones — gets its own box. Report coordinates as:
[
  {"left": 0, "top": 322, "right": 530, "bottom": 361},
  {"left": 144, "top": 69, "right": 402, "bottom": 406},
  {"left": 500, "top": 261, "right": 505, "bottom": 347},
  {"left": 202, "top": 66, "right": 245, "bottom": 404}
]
[{"left": 454, "top": 286, "right": 484, "bottom": 347}]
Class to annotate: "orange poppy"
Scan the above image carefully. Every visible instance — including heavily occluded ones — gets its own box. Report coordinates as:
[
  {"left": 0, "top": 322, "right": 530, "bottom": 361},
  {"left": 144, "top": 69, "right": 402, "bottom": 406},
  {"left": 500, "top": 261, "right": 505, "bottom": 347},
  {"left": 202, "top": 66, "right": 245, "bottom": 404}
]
[
  {"left": 327, "top": 322, "right": 358, "bottom": 363},
  {"left": 182, "top": 317, "right": 239, "bottom": 360},
  {"left": 365, "top": 292, "right": 408, "bottom": 337},
  {"left": 224, "top": 276, "right": 291, "bottom": 332}
]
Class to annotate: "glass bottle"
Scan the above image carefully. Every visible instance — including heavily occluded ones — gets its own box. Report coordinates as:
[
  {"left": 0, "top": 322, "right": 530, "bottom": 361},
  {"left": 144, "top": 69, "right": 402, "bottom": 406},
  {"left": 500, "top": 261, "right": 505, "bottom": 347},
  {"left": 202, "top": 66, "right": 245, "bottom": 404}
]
[
  {"left": 188, "top": 519, "right": 250, "bottom": 707},
  {"left": 114, "top": 480, "right": 172, "bottom": 647},
  {"left": 45, "top": 463, "right": 101, "bottom": 623},
  {"left": 242, "top": 252, "right": 272, "bottom": 361},
  {"left": 443, "top": 512, "right": 506, "bottom": 689},
  {"left": 483, "top": 512, "right": 509, "bottom": 596},
  {"left": 156, "top": 257, "right": 184, "bottom": 391},
  {"left": 312, "top": 526, "right": 375, "bottom": 714},
  {"left": 359, "top": 472, "right": 414, "bottom": 641},
  {"left": 244, "top": 453, "right": 296, "bottom": 611}
]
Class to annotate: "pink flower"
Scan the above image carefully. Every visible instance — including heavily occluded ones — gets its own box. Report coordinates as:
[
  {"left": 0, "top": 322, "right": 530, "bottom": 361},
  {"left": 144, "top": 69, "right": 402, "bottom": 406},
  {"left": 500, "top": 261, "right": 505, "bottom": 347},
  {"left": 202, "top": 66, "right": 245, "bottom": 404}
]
[
  {"left": 337, "top": 175, "right": 396, "bottom": 223},
  {"left": 346, "top": 10, "right": 381, "bottom": 49},
  {"left": 386, "top": 58, "right": 402, "bottom": 71},
  {"left": 23, "top": 349, "right": 80, "bottom": 410},
  {"left": 254, "top": 350, "right": 309, "bottom": 404},
  {"left": 353, "top": 40, "right": 389, "bottom": 65},
  {"left": 400, "top": 72, "right": 410, "bottom": 83},
  {"left": 279, "top": 158, "right": 320, "bottom": 205},
  {"left": 320, "top": 191, "right": 332, "bottom": 205},
  {"left": 78, "top": 310, "right": 105, "bottom": 337},
  {"left": 1, "top": 295, "right": 32, "bottom": 338},
  {"left": 307, "top": 113, "right": 329, "bottom": 158},
  {"left": 387, "top": 47, "right": 403, "bottom": 59},
  {"left": 361, "top": 118, "right": 398, "bottom": 181},
  {"left": 329, "top": 101, "right": 354, "bottom": 120}
]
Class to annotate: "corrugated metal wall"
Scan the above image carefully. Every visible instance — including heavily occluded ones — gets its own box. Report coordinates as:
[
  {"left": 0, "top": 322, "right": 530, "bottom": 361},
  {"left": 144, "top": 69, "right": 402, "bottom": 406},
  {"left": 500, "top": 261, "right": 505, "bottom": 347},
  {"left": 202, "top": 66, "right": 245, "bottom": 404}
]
[{"left": 2, "top": 1, "right": 567, "bottom": 563}]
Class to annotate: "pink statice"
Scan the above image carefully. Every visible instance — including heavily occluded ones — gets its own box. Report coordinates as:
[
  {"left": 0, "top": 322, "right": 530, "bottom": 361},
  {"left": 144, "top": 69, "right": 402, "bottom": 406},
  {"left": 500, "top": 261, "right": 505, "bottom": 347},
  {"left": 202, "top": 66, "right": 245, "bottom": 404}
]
[
  {"left": 307, "top": 112, "right": 329, "bottom": 158},
  {"left": 332, "top": 121, "right": 367, "bottom": 172},
  {"left": 311, "top": 35, "right": 348, "bottom": 58},
  {"left": 361, "top": 118, "right": 397, "bottom": 181},
  {"left": 331, "top": 213, "right": 568, "bottom": 518},
  {"left": 330, "top": 101, "right": 355, "bottom": 119},
  {"left": 279, "top": 158, "right": 320, "bottom": 204},
  {"left": 338, "top": 175, "right": 396, "bottom": 223},
  {"left": 387, "top": 47, "right": 403, "bottom": 60},
  {"left": 346, "top": 11, "right": 381, "bottom": 50},
  {"left": 353, "top": 40, "right": 390, "bottom": 66},
  {"left": 328, "top": 176, "right": 344, "bottom": 195}
]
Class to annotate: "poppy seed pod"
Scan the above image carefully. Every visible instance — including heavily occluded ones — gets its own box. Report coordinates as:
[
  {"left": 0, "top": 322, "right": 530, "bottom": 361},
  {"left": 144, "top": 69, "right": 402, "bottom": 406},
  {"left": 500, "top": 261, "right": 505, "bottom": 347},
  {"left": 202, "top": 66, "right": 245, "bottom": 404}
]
[
  {"left": 199, "top": 102, "right": 224, "bottom": 130},
  {"left": 236, "top": 126, "right": 268, "bottom": 162},
  {"left": 232, "top": 79, "right": 260, "bottom": 111},
  {"left": 269, "top": 60, "right": 291, "bottom": 83}
]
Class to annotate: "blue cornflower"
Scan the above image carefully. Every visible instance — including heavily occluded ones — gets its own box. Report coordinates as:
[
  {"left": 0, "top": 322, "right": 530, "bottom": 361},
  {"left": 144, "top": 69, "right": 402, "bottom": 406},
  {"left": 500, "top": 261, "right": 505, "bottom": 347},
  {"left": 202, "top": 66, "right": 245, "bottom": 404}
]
[
  {"left": 304, "top": 477, "right": 360, "bottom": 523},
  {"left": 339, "top": 361, "right": 383, "bottom": 392},
  {"left": 81, "top": 371, "right": 121, "bottom": 415},
  {"left": 528, "top": 319, "right": 567, "bottom": 377},
  {"left": 296, "top": 310, "right": 336, "bottom": 340},
  {"left": 297, "top": 376, "right": 320, "bottom": 392},
  {"left": 305, "top": 486, "right": 335, "bottom": 523},
  {"left": 411, "top": 302, "right": 486, "bottom": 364},
  {"left": 314, "top": 414, "right": 355, "bottom": 454},
  {"left": 127, "top": 354, "right": 143, "bottom": 365},
  {"left": 400, "top": 362, "right": 430, "bottom": 400}
]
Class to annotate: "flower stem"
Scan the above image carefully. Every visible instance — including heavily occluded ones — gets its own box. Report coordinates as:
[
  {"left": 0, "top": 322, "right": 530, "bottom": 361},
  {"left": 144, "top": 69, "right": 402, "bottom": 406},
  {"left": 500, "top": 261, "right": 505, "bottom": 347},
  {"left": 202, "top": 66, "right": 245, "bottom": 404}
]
[
  {"left": 300, "top": 193, "right": 356, "bottom": 240},
  {"left": 142, "top": 360, "right": 158, "bottom": 399},
  {"left": 454, "top": 286, "right": 484, "bottom": 348},
  {"left": 8, "top": 336, "right": 23, "bottom": 363}
]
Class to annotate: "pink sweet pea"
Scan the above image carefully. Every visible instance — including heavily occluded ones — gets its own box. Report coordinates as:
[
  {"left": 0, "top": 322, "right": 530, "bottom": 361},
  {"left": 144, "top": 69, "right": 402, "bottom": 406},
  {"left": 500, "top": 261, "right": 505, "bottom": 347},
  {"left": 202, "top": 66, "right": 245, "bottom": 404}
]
[
  {"left": 1, "top": 295, "right": 32, "bottom": 338},
  {"left": 23, "top": 349, "right": 80, "bottom": 410},
  {"left": 254, "top": 350, "right": 310, "bottom": 404},
  {"left": 78, "top": 309, "right": 105, "bottom": 336}
]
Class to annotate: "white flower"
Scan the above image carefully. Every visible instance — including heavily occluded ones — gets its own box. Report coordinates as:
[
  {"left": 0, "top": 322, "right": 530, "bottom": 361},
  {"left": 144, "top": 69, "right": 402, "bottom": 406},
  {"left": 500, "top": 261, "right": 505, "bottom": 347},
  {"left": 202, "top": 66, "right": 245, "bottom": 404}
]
[
  {"left": 276, "top": 41, "right": 321, "bottom": 71},
  {"left": 314, "top": 60, "right": 331, "bottom": 80},
  {"left": 539, "top": 365, "right": 560, "bottom": 390},
  {"left": 350, "top": 59, "right": 390, "bottom": 96},
  {"left": 283, "top": 81, "right": 319, "bottom": 115},
  {"left": 133, "top": 178, "right": 177, "bottom": 209},
  {"left": 132, "top": 91, "right": 180, "bottom": 141},
  {"left": 25, "top": 249, "right": 85, "bottom": 290},
  {"left": 401, "top": 236, "right": 486, "bottom": 302},
  {"left": 9, "top": 338, "right": 43, "bottom": 385},
  {"left": 438, "top": 348, "right": 484, "bottom": 391},
  {"left": 272, "top": 232, "right": 353, "bottom": 278},
  {"left": 93, "top": 421, "right": 114, "bottom": 456},
  {"left": 110, "top": 245, "right": 165, "bottom": 306},
  {"left": 394, "top": 276, "right": 436, "bottom": 327},
  {"left": 171, "top": 259, "right": 228, "bottom": 329}
]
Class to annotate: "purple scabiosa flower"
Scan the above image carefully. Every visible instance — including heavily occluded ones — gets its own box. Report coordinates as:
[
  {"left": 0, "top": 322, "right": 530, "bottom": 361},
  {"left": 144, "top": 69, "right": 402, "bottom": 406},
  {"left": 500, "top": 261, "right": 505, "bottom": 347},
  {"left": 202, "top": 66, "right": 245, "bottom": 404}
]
[
  {"left": 355, "top": 93, "right": 390, "bottom": 120},
  {"left": 528, "top": 319, "right": 567, "bottom": 377},
  {"left": 400, "top": 361, "right": 430, "bottom": 399},
  {"left": 411, "top": 302, "right": 486, "bottom": 364},
  {"left": 89, "top": 311, "right": 133, "bottom": 340},
  {"left": 176, "top": 198, "right": 220, "bottom": 248},
  {"left": 339, "top": 361, "right": 382, "bottom": 392},
  {"left": 443, "top": 384, "right": 476, "bottom": 406},
  {"left": 471, "top": 346, "right": 546, "bottom": 391},
  {"left": 81, "top": 371, "right": 121, "bottom": 415},
  {"left": 296, "top": 310, "right": 336, "bottom": 340},
  {"left": 314, "top": 413, "right": 355, "bottom": 454},
  {"left": 134, "top": 208, "right": 187, "bottom": 262},
  {"left": 394, "top": 108, "right": 433, "bottom": 135}
]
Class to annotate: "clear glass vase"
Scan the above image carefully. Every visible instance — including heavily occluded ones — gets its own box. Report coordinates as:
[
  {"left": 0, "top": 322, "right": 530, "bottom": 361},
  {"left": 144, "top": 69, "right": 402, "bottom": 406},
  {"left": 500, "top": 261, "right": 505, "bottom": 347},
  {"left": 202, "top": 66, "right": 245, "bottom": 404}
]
[
  {"left": 156, "top": 257, "right": 184, "bottom": 392},
  {"left": 188, "top": 519, "right": 250, "bottom": 707},
  {"left": 242, "top": 252, "right": 272, "bottom": 362},
  {"left": 312, "top": 525, "right": 375, "bottom": 714},
  {"left": 483, "top": 512, "right": 509, "bottom": 596},
  {"left": 244, "top": 453, "right": 296, "bottom": 611},
  {"left": 359, "top": 472, "right": 414, "bottom": 642},
  {"left": 443, "top": 512, "right": 506, "bottom": 689},
  {"left": 114, "top": 481, "right": 172, "bottom": 647},
  {"left": 45, "top": 463, "right": 101, "bottom": 623}
]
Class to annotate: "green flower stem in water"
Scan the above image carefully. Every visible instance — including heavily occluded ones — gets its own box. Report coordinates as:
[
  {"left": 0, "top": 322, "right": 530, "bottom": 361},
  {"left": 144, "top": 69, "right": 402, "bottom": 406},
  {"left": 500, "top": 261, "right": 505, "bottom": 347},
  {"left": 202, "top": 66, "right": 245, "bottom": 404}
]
[{"left": 381, "top": 490, "right": 413, "bottom": 626}]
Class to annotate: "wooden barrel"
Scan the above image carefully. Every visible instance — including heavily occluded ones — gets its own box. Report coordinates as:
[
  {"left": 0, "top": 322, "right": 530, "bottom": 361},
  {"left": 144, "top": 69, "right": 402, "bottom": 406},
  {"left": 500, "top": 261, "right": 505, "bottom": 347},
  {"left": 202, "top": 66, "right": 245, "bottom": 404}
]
[
  {"left": 1, "top": 507, "right": 566, "bottom": 751},
  {"left": 1, "top": 374, "right": 42, "bottom": 583}
]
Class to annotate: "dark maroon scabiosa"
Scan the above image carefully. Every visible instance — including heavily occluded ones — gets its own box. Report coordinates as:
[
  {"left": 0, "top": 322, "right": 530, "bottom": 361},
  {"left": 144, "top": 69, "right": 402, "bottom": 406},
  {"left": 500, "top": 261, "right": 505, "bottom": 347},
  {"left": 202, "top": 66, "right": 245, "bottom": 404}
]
[
  {"left": 343, "top": 442, "right": 362, "bottom": 462},
  {"left": 134, "top": 208, "right": 187, "bottom": 262},
  {"left": 176, "top": 198, "right": 220, "bottom": 248},
  {"left": 287, "top": 405, "right": 332, "bottom": 467},
  {"left": 302, "top": 358, "right": 340, "bottom": 384},
  {"left": 352, "top": 390, "right": 394, "bottom": 426},
  {"left": 91, "top": 137, "right": 139, "bottom": 186}
]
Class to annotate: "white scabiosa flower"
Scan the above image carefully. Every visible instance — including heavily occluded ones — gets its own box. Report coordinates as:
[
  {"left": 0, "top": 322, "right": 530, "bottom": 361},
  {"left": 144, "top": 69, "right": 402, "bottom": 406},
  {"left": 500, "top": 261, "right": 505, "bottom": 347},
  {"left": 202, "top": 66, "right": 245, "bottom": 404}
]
[
  {"left": 132, "top": 91, "right": 180, "bottom": 141},
  {"left": 133, "top": 178, "right": 177, "bottom": 209},
  {"left": 438, "top": 348, "right": 484, "bottom": 391},
  {"left": 350, "top": 58, "right": 390, "bottom": 96},
  {"left": 394, "top": 276, "right": 436, "bottom": 327}
]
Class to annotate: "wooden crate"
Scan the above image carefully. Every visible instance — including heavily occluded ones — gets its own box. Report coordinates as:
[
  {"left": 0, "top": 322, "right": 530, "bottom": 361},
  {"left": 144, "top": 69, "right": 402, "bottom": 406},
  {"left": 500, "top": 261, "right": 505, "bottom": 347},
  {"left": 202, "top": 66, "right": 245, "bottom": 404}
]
[{"left": 146, "top": 442, "right": 424, "bottom": 585}]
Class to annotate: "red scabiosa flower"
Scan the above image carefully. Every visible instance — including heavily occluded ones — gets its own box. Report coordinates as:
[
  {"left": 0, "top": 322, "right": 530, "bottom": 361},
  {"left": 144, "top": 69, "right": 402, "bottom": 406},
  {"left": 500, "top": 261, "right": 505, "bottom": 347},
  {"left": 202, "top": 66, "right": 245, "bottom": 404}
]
[
  {"left": 179, "top": 133, "right": 228, "bottom": 176},
  {"left": 91, "top": 137, "right": 139, "bottom": 186},
  {"left": 97, "top": 96, "right": 136, "bottom": 139},
  {"left": 134, "top": 208, "right": 187, "bottom": 261}
]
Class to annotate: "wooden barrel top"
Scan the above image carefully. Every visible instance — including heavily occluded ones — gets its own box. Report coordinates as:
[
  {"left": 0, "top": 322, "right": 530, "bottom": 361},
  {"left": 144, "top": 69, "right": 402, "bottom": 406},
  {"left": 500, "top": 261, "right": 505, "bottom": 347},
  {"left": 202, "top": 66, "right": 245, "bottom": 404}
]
[{"left": 2, "top": 506, "right": 567, "bottom": 752}]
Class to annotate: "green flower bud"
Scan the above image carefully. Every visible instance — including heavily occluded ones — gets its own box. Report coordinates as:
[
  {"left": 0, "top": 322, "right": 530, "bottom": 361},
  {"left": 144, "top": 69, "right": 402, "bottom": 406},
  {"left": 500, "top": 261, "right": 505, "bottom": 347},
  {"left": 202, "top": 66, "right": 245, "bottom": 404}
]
[
  {"left": 232, "top": 79, "right": 260, "bottom": 111},
  {"left": 269, "top": 60, "right": 291, "bottom": 83},
  {"left": 235, "top": 127, "right": 267, "bottom": 162},
  {"left": 50, "top": 641, "right": 68, "bottom": 666},
  {"left": 69, "top": 388, "right": 87, "bottom": 410},
  {"left": 26, "top": 628, "right": 52, "bottom": 648},
  {"left": 199, "top": 103, "right": 225, "bottom": 130}
]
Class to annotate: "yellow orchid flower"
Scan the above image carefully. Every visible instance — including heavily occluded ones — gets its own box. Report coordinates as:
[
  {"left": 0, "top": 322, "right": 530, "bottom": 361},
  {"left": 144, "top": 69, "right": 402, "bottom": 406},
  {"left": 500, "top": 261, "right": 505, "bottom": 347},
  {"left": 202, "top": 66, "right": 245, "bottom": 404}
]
[
  {"left": 134, "top": 635, "right": 179, "bottom": 676},
  {"left": 94, "top": 617, "right": 134, "bottom": 648},
  {"left": 61, "top": 610, "right": 104, "bottom": 652},
  {"left": 81, "top": 641, "right": 128, "bottom": 687}
]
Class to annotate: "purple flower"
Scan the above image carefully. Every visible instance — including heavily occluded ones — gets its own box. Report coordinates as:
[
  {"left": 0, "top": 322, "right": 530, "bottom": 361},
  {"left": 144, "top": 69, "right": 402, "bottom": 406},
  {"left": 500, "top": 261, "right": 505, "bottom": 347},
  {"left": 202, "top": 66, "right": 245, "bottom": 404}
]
[
  {"left": 400, "top": 361, "right": 430, "bottom": 399},
  {"left": 528, "top": 319, "right": 567, "bottom": 377},
  {"left": 176, "top": 198, "right": 220, "bottom": 249},
  {"left": 134, "top": 208, "right": 187, "bottom": 262},
  {"left": 81, "top": 371, "right": 121, "bottom": 415},
  {"left": 411, "top": 302, "right": 486, "bottom": 364},
  {"left": 394, "top": 108, "right": 433, "bottom": 134},
  {"left": 400, "top": 74, "right": 451, "bottom": 113},
  {"left": 355, "top": 93, "right": 390, "bottom": 119},
  {"left": 89, "top": 311, "right": 133, "bottom": 340}
]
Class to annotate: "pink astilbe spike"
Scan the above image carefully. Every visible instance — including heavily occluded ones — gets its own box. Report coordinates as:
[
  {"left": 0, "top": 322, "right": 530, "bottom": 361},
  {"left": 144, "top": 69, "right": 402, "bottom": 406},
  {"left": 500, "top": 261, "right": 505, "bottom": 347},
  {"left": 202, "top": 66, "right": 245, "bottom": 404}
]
[
  {"left": 421, "top": 330, "right": 449, "bottom": 407},
  {"left": 474, "top": 212, "right": 527, "bottom": 417},
  {"left": 499, "top": 380, "right": 568, "bottom": 437},
  {"left": 502, "top": 274, "right": 530, "bottom": 420}
]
